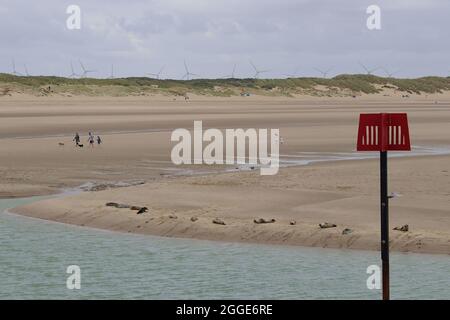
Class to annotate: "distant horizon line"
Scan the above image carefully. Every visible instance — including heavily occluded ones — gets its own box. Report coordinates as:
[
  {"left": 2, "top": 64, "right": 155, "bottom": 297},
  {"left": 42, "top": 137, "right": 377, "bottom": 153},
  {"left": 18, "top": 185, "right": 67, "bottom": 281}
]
[{"left": 1, "top": 73, "right": 449, "bottom": 81}]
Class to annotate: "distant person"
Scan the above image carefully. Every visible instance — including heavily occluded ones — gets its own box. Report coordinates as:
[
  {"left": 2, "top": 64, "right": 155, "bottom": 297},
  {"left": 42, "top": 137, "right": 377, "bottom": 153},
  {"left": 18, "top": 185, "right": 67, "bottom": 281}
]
[
  {"left": 73, "top": 133, "right": 80, "bottom": 146},
  {"left": 97, "top": 135, "right": 102, "bottom": 145},
  {"left": 88, "top": 134, "right": 95, "bottom": 147}
]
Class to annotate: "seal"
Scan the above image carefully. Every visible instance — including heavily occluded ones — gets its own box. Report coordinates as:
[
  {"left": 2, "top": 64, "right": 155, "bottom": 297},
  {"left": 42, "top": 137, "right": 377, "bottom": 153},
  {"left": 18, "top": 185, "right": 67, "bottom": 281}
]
[
  {"left": 319, "top": 222, "right": 337, "bottom": 229},
  {"left": 212, "top": 218, "right": 226, "bottom": 225},
  {"left": 254, "top": 218, "right": 276, "bottom": 224},
  {"left": 393, "top": 224, "right": 409, "bottom": 232}
]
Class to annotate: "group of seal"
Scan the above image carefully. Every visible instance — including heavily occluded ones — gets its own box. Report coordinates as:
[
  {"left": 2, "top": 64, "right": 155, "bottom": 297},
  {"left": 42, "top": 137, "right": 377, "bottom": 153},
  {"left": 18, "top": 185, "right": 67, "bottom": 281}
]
[{"left": 103, "top": 204, "right": 411, "bottom": 235}]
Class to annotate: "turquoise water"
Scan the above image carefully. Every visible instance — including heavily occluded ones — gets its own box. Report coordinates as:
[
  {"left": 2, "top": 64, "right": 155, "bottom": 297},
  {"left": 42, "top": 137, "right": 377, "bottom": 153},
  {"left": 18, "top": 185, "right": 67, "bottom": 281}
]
[{"left": 0, "top": 197, "right": 449, "bottom": 300}]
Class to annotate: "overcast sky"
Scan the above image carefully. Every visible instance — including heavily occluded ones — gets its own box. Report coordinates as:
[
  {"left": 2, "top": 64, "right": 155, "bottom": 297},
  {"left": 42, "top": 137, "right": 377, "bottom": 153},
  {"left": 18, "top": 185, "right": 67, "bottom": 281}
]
[{"left": 1, "top": 0, "right": 449, "bottom": 79}]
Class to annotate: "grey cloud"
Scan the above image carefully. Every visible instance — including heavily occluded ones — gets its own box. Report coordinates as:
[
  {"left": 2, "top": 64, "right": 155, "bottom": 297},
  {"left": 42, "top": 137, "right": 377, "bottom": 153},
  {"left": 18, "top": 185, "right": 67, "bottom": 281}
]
[{"left": 0, "top": 0, "right": 448, "bottom": 78}]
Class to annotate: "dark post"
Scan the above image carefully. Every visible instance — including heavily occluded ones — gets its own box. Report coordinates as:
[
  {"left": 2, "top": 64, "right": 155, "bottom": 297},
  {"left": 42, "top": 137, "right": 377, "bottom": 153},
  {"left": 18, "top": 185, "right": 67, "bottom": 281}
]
[
  {"left": 380, "top": 150, "right": 389, "bottom": 300},
  {"left": 357, "top": 113, "right": 410, "bottom": 300}
]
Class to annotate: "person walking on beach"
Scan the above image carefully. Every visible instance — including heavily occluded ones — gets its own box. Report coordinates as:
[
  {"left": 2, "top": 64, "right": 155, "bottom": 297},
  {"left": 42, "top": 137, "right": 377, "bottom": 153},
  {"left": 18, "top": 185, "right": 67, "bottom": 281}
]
[
  {"left": 97, "top": 135, "right": 102, "bottom": 145},
  {"left": 73, "top": 132, "right": 80, "bottom": 146},
  {"left": 88, "top": 133, "right": 95, "bottom": 147}
]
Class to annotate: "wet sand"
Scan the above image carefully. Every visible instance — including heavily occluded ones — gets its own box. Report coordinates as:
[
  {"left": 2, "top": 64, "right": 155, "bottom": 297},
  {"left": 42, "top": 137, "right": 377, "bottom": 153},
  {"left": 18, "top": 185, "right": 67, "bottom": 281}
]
[{"left": 2, "top": 93, "right": 450, "bottom": 254}]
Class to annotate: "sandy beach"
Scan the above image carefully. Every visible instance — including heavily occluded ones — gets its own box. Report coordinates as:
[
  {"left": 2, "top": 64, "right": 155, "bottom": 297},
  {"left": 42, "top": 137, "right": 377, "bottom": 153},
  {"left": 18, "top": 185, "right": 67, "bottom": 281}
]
[{"left": 3, "top": 93, "right": 450, "bottom": 254}]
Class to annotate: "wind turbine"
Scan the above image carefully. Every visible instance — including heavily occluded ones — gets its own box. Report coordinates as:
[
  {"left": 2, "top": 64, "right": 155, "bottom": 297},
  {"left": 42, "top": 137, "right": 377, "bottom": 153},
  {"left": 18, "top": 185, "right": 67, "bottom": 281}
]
[
  {"left": 68, "top": 62, "right": 78, "bottom": 78},
  {"left": 249, "top": 60, "right": 269, "bottom": 79},
  {"left": 11, "top": 59, "right": 22, "bottom": 76},
  {"left": 23, "top": 64, "right": 30, "bottom": 76},
  {"left": 109, "top": 64, "right": 115, "bottom": 79},
  {"left": 78, "top": 60, "right": 96, "bottom": 78},
  {"left": 147, "top": 65, "right": 165, "bottom": 79},
  {"left": 381, "top": 67, "right": 400, "bottom": 78},
  {"left": 182, "top": 60, "right": 198, "bottom": 80},
  {"left": 359, "top": 62, "right": 379, "bottom": 75},
  {"left": 222, "top": 63, "right": 237, "bottom": 79},
  {"left": 284, "top": 67, "right": 301, "bottom": 78},
  {"left": 314, "top": 67, "right": 333, "bottom": 78}
]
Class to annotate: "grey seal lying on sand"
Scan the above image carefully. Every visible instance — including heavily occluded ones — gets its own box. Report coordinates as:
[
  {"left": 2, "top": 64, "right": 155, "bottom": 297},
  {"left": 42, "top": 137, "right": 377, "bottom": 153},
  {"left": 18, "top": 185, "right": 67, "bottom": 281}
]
[
  {"left": 212, "top": 218, "right": 226, "bottom": 225},
  {"left": 319, "top": 222, "right": 337, "bottom": 229},
  {"left": 393, "top": 224, "right": 409, "bottom": 232},
  {"left": 254, "top": 218, "right": 276, "bottom": 224}
]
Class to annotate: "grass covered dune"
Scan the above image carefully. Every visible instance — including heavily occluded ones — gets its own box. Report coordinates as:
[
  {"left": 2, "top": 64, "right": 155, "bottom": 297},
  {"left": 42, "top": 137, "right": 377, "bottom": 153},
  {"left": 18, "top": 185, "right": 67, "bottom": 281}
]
[{"left": 1, "top": 73, "right": 450, "bottom": 97}]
